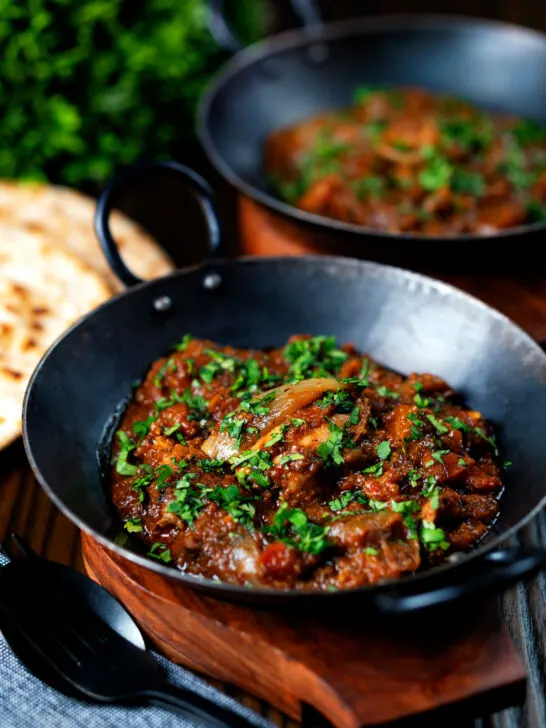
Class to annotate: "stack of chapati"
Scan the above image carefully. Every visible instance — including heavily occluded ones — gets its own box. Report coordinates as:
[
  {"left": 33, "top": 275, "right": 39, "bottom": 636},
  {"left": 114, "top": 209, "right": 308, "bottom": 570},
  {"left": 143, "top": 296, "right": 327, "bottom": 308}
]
[{"left": 0, "top": 182, "right": 174, "bottom": 450}]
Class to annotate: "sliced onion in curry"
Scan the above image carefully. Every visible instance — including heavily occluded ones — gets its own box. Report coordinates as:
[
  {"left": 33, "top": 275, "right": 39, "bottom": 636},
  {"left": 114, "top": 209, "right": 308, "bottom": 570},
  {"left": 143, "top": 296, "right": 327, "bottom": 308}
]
[{"left": 202, "top": 377, "right": 347, "bottom": 460}]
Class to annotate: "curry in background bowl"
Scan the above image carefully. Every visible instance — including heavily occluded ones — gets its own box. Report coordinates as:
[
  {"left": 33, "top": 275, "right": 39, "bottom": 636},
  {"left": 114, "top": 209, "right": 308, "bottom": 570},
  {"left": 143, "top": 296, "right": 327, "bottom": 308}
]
[{"left": 265, "top": 87, "right": 546, "bottom": 236}]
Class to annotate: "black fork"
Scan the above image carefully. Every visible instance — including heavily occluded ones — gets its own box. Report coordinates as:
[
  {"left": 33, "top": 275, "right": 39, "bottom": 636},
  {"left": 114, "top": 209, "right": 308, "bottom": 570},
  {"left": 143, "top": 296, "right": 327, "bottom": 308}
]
[{"left": 0, "top": 535, "right": 257, "bottom": 728}]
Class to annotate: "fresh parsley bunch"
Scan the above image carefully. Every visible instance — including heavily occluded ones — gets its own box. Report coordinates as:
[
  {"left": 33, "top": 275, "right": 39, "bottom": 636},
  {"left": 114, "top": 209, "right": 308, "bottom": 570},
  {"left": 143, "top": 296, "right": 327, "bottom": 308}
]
[{"left": 0, "top": 0, "right": 264, "bottom": 187}]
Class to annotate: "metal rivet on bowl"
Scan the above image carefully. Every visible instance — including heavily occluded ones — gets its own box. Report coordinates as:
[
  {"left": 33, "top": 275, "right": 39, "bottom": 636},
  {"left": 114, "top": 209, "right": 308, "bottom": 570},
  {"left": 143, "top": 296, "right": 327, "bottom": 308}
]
[
  {"left": 202, "top": 272, "right": 222, "bottom": 290},
  {"left": 153, "top": 295, "right": 172, "bottom": 312}
]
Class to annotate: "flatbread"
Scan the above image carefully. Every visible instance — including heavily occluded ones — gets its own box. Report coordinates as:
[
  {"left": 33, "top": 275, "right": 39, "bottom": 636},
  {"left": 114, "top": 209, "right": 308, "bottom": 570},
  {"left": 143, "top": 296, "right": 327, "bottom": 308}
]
[
  {"left": 0, "top": 181, "right": 174, "bottom": 292},
  {"left": 0, "top": 228, "right": 111, "bottom": 450}
]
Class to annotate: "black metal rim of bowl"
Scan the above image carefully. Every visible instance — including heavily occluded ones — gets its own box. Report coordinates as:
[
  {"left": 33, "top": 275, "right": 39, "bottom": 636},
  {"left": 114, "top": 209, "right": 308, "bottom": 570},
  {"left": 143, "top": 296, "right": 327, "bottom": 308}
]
[
  {"left": 22, "top": 254, "right": 546, "bottom": 603},
  {"left": 197, "top": 12, "right": 546, "bottom": 244}
]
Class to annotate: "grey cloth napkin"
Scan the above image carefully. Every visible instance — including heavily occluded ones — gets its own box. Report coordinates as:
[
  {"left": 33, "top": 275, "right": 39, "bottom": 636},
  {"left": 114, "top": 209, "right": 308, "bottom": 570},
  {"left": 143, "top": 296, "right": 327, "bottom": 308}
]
[{"left": 0, "top": 554, "right": 273, "bottom": 728}]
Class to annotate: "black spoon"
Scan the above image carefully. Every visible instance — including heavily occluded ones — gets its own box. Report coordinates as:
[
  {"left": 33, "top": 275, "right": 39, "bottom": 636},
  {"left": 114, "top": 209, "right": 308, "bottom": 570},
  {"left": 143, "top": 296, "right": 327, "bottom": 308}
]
[{"left": 0, "top": 535, "right": 257, "bottom": 728}]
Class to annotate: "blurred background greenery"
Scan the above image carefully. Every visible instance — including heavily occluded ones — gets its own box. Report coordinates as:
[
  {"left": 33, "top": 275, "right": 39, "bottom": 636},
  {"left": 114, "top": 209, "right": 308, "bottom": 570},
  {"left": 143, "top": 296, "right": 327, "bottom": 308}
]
[{"left": 0, "top": 0, "right": 265, "bottom": 190}]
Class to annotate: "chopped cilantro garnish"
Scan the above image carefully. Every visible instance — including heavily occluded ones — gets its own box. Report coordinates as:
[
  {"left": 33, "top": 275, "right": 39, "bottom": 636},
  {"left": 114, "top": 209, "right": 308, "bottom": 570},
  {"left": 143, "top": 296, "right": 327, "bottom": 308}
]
[
  {"left": 444, "top": 416, "right": 473, "bottom": 433},
  {"left": 115, "top": 431, "right": 137, "bottom": 476},
  {"left": 220, "top": 413, "right": 246, "bottom": 447},
  {"left": 265, "top": 424, "right": 288, "bottom": 448},
  {"left": 208, "top": 485, "right": 257, "bottom": 528},
  {"left": 290, "top": 418, "right": 306, "bottom": 428},
  {"left": 317, "top": 420, "right": 347, "bottom": 467},
  {"left": 279, "top": 452, "right": 305, "bottom": 465},
  {"left": 268, "top": 502, "right": 330, "bottom": 555},
  {"left": 353, "top": 176, "right": 385, "bottom": 200},
  {"left": 475, "top": 427, "right": 497, "bottom": 452},
  {"left": 425, "top": 414, "right": 449, "bottom": 434},
  {"left": 329, "top": 491, "right": 358, "bottom": 512},
  {"left": 364, "top": 546, "right": 379, "bottom": 556},
  {"left": 349, "top": 406, "right": 360, "bottom": 426},
  {"left": 362, "top": 461, "right": 383, "bottom": 477},
  {"left": 132, "top": 416, "right": 155, "bottom": 440},
  {"left": 148, "top": 542, "right": 172, "bottom": 563},
  {"left": 153, "top": 357, "right": 176, "bottom": 387},
  {"left": 420, "top": 521, "right": 450, "bottom": 551},
  {"left": 374, "top": 384, "right": 400, "bottom": 399},
  {"left": 421, "top": 475, "right": 438, "bottom": 498},
  {"left": 123, "top": 518, "right": 143, "bottom": 533},
  {"left": 241, "top": 391, "right": 276, "bottom": 416},
  {"left": 197, "top": 458, "right": 226, "bottom": 472},
  {"left": 175, "top": 333, "right": 192, "bottom": 352},
  {"left": 376, "top": 440, "right": 391, "bottom": 461},
  {"left": 283, "top": 336, "right": 347, "bottom": 380},
  {"left": 132, "top": 471, "right": 153, "bottom": 504},
  {"left": 407, "top": 470, "right": 421, "bottom": 488},
  {"left": 431, "top": 449, "right": 450, "bottom": 464},
  {"left": 458, "top": 457, "right": 466, "bottom": 467},
  {"left": 155, "top": 464, "right": 173, "bottom": 490},
  {"left": 163, "top": 423, "right": 182, "bottom": 437},
  {"left": 317, "top": 389, "right": 354, "bottom": 413}
]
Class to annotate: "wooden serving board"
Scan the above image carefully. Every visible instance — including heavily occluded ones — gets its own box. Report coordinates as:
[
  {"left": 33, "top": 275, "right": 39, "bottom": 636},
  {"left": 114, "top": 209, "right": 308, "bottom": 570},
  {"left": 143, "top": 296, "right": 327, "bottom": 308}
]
[{"left": 82, "top": 533, "right": 525, "bottom": 728}]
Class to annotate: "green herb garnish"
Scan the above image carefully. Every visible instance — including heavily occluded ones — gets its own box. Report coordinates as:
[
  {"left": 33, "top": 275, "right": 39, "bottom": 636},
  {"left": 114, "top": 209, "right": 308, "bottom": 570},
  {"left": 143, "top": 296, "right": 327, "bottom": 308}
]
[{"left": 115, "top": 431, "right": 137, "bottom": 476}]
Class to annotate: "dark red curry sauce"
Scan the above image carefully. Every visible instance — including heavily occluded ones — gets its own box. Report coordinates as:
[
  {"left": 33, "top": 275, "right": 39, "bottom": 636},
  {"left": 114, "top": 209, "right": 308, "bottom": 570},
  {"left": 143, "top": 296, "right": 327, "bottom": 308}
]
[
  {"left": 111, "top": 335, "right": 506, "bottom": 591},
  {"left": 265, "top": 86, "right": 546, "bottom": 235}
]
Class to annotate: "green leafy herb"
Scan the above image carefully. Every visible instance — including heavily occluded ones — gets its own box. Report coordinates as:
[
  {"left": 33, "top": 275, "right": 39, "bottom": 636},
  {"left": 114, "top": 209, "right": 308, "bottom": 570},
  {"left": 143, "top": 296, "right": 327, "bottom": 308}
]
[
  {"left": 352, "top": 176, "right": 385, "bottom": 200},
  {"left": 132, "top": 416, "right": 155, "bottom": 439},
  {"left": 475, "top": 427, "right": 497, "bottom": 452},
  {"left": 406, "top": 412, "right": 425, "bottom": 439},
  {"left": 153, "top": 357, "right": 176, "bottom": 387},
  {"left": 425, "top": 414, "right": 449, "bottom": 434},
  {"left": 503, "top": 460, "right": 513, "bottom": 469},
  {"left": 376, "top": 440, "right": 391, "bottom": 461},
  {"left": 220, "top": 413, "right": 247, "bottom": 448},
  {"left": 362, "top": 462, "right": 384, "bottom": 477},
  {"left": 419, "top": 146, "right": 453, "bottom": 191},
  {"left": 441, "top": 117, "right": 493, "bottom": 151},
  {"left": 451, "top": 168, "right": 486, "bottom": 197},
  {"left": 290, "top": 418, "right": 306, "bottom": 428},
  {"left": 115, "top": 431, "right": 137, "bottom": 476},
  {"left": 196, "top": 458, "right": 226, "bottom": 472},
  {"left": 317, "top": 420, "right": 347, "bottom": 467},
  {"left": 329, "top": 491, "right": 358, "bottom": 512},
  {"left": 421, "top": 475, "right": 438, "bottom": 498},
  {"left": 265, "top": 423, "right": 288, "bottom": 447},
  {"left": 407, "top": 470, "right": 421, "bottom": 488},
  {"left": 132, "top": 471, "right": 153, "bottom": 504},
  {"left": 349, "top": 406, "right": 360, "bottom": 426},
  {"left": 510, "top": 120, "right": 546, "bottom": 146},
  {"left": 268, "top": 503, "right": 330, "bottom": 555},
  {"left": 458, "top": 457, "right": 466, "bottom": 467},
  {"left": 279, "top": 452, "right": 305, "bottom": 465},
  {"left": 123, "top": 518, "right": 143, "bottom": 533},
  {"left": 431, "top": 448, "right": 450, "bottom": 464},
  {"left": 420, "top": 521, "right": 450, "bottom": 551},
  {"left": 374, "top": 384, "right": 400, "bottom": 399},
  {"left": 148, "top": 543, "right": 172, "bottom": 563},
  {"left": 283, "top": 336, "right": 347, "bottom": 380},
  {"left": 443, "top": 416, "right": 473, "bottom": 433},
  {"left": 208, "top": 485, "right": 257, "bottom": 528},
  {"left": 163, "top": 423, "right": 182, "bottom": 437},
  {"left": 167, "top": 473, "right": 204, "bottom": 526},
  {"left": 240, "top": 391, "right": 276, "bottom": 416},
  {"left": 155, "top": 464, "right": 173, "bottom": 490},
  {"left": 317, "top": 390, "right": 354, "bottom": 413},
  {"left": 364, "top": 546, "right": 379, "bottom": 556},
  {"left": 175, "top": 333, "right": 192, "bottom": 352}
]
